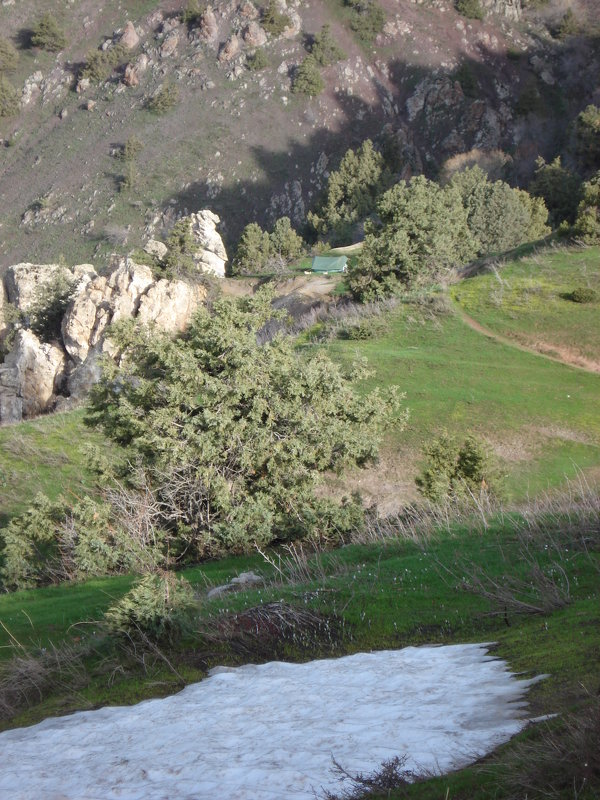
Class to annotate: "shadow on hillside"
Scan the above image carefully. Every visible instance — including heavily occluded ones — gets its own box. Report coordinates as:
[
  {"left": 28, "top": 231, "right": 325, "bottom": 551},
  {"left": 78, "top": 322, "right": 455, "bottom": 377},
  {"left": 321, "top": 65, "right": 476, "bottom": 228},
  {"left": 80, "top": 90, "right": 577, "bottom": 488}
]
[{"left": 164, "top": 27, "right": 599, "bottom": 250}]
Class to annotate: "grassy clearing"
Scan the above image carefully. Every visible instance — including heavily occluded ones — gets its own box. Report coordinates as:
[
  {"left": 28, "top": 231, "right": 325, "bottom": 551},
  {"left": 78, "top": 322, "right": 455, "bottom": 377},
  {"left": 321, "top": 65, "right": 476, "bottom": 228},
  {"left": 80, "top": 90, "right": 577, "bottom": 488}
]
[
  {"left": 0, "top": 488, "right": 598, "bottom": 799},
  {"left": 451, "top": 245, "right": 600, "bottom": 367},
  {"left": 0, "top": 409, "right": 110, "bottom": 526},
  {"left": 320, "top": 294, "right": 600, "bottom": 500}
]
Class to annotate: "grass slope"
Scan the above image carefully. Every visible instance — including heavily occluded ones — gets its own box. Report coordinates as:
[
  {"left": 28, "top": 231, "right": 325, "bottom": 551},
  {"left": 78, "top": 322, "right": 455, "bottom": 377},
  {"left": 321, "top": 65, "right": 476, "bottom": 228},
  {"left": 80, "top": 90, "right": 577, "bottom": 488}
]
[
  {"left": 451, "top": 246, "right": 600, "bottom": 371},
  {"left": 0, "top": 496, "right": 598, "bottom": 800}
]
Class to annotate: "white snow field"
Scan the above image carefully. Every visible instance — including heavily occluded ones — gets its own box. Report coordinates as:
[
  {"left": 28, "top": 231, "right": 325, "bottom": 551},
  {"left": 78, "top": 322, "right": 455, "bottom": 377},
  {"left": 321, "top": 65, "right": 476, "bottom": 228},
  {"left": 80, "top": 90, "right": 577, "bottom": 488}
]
[{"left": 0, "top": 643, "right": 542, "bottom": 800}]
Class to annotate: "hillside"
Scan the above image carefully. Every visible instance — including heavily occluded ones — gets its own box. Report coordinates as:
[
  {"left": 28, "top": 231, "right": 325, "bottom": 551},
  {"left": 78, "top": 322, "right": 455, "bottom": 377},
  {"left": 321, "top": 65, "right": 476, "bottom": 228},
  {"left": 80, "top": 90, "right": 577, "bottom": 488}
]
[{"left": 0, "top": 0, "right": 598, "bottom": 267}]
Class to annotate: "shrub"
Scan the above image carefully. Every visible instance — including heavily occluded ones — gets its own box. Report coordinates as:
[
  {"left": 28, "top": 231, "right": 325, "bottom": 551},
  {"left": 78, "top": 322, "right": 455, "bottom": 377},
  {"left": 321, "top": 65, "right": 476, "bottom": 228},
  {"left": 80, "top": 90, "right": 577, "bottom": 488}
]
[
  {"left": 28, "top": 270, "right": 77, "bottom": 342},
  {"left": 269, "top": 216, "right": 304, "bottom": 261},
  {"left": 529, "top": 156, "right": 581, "bottom": 225},
  {"left": 234, "top": 222, "right": 272, "bottom": 274},
  {"left": 310, "top": 25, "right": 346, "bottom": 67},
  {"left": 308, "top": 139, "right": 388, "bottom": 239},
  {"left": 86, "top": 288, "right": 403, "bottom": 557},
  {"left": 104, "top": 572, "right": 196, "bottom": 642},
  {"left": 146, "top": 82, "right": 179, "bottom": 113},
  {"left": 0, "top": 37, "right": 19, "bottom": 72},
  {"left": 454, "top": 62, "right": 479, "bottom": 98},
  {"left": 415, "top": 434, "right": 499, "bottom": 503},
  {"left": 456, "top": 0, "right": 485, "bottom": 19},
  {"left": 182, "top": 0, "right": 205, "bottom": 26},
  {"left": 30, "top": 14, "right": 67, "bottom": 52},
  {"left": 119, "top": 161, "right": 139, "bottom": 192},
  {"left": 81, "top": 44, "right": 128, "bottom": 83},
  {"left": 568, "top": 287, "right": 598, "bottom": 303},
  {"left": 0, "top": 76, "right": 19, "bottom": 118},
  {"left": 556, "top": 7, "right": 578, "bottom": 38},
  {"left": 346, "top": 0, "right": 386, "bottom": 44},
  {"left": 162, "top": 218, "right": 196, "bottom": 276},
  {"left": 575, "top": 105, "right": 600, "bottom": 170},
  {"left": 347, "top": 176, "right": 478, "bottom": 300},
  {"left": 515, "top": 83, "right": 545, "bottom": 117},
  {"left": 0, "top": 494, "right": 131, "bottom": 590},
  {"left": 339, "top": 316, "right": 388, "bottom": 340},
  {"left": 572, "top": 171, "right": 600, "bottom": 243},
  {"left": 292, "top": 55, "right": 324, "bottom": 96},
  {"left": 119, "top": 135, "right": 144, "bottom": 162},
  {"left": 450, "top": 166, "right": 550, "bottom": 256},
  {"left": 261, "top": 1, "right": 291, "bottom": 36},
  {"left": 247, "top": 47, "right": 269, "bottom": 71}
]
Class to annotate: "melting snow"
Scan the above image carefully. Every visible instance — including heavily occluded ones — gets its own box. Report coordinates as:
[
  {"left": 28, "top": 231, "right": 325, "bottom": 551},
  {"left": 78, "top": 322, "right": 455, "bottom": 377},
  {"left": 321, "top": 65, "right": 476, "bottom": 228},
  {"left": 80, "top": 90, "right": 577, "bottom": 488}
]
[{"left": 0, "top": 643, "right": 542, "bottom": 800}]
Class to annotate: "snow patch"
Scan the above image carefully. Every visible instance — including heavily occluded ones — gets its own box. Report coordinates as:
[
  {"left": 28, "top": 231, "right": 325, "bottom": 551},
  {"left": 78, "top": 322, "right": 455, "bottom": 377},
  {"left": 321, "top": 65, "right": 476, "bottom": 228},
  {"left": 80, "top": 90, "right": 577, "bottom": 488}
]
[{"left": 0, "top": 643, "right": 543, "bottom": 800}]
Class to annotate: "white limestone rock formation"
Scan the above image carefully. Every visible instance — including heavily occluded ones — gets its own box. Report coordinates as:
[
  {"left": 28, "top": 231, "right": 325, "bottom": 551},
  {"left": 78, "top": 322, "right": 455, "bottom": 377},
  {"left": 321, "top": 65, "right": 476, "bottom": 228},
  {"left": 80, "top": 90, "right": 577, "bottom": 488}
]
[{"left": 189, "top": 210, "right": 228, "bottom": 277}]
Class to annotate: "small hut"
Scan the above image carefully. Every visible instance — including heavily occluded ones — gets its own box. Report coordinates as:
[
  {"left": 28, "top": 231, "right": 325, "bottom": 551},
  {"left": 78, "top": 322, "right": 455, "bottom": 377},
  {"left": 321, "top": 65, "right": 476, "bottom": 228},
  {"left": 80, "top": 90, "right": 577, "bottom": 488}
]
[{"left": 311, "top": 255, "right": 348, "bottom": 274}]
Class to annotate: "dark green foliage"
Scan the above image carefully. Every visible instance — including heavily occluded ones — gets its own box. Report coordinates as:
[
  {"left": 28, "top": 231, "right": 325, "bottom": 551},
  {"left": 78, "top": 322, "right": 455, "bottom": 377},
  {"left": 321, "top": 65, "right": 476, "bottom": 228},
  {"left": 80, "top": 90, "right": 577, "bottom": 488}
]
[
  {"left": 86, "top": 289, "right": 402, "bottom": 557},
  {"left": 347, "top": 176, "right": 478, "bottom": 300},
  {"left": 308, "top": 140, "right": 387, "bottom": 239},
  {"left": 515, "top": 83, "right": 545, "bottom": 117},
  {"left": 345, "top": 0, "right": 386, "bottom": 44},
  {"left": 0, "top": 38, "right": 19, "bottom": 72},
  {"left": 30, "top": 14, "right": 67, "bottom": 52},
  {"left": 28, "top": 270, "right": 77, "bottom": 342},
  {"left": 182, "top": 0, "right": 206, "bottom": 26},
  {"left": 568, "top": 287, "right": 598, "bottom": 303},
  {"left": 269, "top": 216, "right": 304, "bottom": 261},
  {"left": 234, "top": 222, "right": 272, "bottom": 274},
  {"left": 339, "top": 316, "right": 389, "bottom": 340},
  {"left": 163, "top": 218, "right": 196, "bottom": 276},
  {"left": 120, "top": 161, "right": 139, "bottom": 193},
  {"left": 575, "top": 105, "right": 600, "bottom": 170},
  {"left": 119, "top": 135, "right": 144, "bottom": 162},
  {"left": 247, "top": 48, "right": 269, "bottom": 71},
  {"left": 81, "top": 44, "right": 128, "bottom": 83},
  {"left": 0, "top": 494, "right": 130, "bottom": 590},
  {"left": 572, "top": 171, "right": 600, "bottom": 243},
  {"left": 261, "top": 1, "right": 291, "bottom": 36},
  {"left": 292, "top": 55, "right": 325, "bottom": 96},
  {"left": 104, "top": 572, "right": 196, "bottom": 642},
  {"left": 0, "top": 76, "right": 19, "bottom": 118},
  {"left": 415, "top": 434, "right": 499, "bottom": 503},
  {"left": 146, "top": 82, "right": 179, "bottom": 113},
  {"left": 454, "top": 63, "right": 479, "bottom": 98},
  {"left": 450, "top": 166, "right": 550, "bottom": 256},
  {"left": 310, "top": 25, "right": 346, "bottom": 67},
  {"left": 456, "top": 0, "right": 484, "bottom": 19},
  {"left": 234, "top": 218, "right": 303, "bottom": 274},
  {"left": 556, "top": 8, "right": 579, "bottom": 38},
  {"left": 529, "top": 157, "right": 581, "bottom": 225}
]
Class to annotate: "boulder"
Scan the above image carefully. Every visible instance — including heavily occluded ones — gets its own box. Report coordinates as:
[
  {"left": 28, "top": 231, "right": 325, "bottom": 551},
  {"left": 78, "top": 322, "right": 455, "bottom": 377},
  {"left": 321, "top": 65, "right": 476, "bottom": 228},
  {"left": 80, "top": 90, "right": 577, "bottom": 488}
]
[
  {"left": 243, "top": 21, "right": 267, "bottom": 47},
  {"left": 144, "top": 238, "right": 168, "bottom": 260},
  {"left": 66, "top": 350, "right": 103, "bottom": 400},
  {"left": 137, "top": 279, "right": 207, "bottom": 332},
  {"left": 0, "top": 279, "right": 8, "bottom": 342},
  {"left": 120, "top": 21, "right": 140, "bottom": 50},
  {"left": 61, "top": 259, "right": 154, "bottom": 362},
  {"left": 239, "top": 1, "right": 259, "bottom": 19},
  {"left": 189, "top": 210, "right": 228, "bottom": 277},
  {"left": 198, "top": 6, "right": 218, "bottom": 42},
  {"left": 219, "top": 35, "right": 240, "bottom": 63},
  {"left": 0, "top": 330, "right": 66, "bottom": 422},
  {"left": 480, "top": 0, "right": 521, "bottom": 20},
  {"left": 160, "top": 30, "right": 179, "bottom": 58},
  {"left": 123, "top": 63, "right": 140, "bottom": 87},
  {"left": 4, "top": 263, "right": 96, "bottom": 312}
]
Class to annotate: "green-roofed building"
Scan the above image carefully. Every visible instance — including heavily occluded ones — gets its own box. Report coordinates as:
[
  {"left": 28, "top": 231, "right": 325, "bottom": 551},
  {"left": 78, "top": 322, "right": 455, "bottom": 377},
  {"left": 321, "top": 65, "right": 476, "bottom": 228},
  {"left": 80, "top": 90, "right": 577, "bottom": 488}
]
[{"left": 311, "top": 255, "right": 348, "bottom": 273}]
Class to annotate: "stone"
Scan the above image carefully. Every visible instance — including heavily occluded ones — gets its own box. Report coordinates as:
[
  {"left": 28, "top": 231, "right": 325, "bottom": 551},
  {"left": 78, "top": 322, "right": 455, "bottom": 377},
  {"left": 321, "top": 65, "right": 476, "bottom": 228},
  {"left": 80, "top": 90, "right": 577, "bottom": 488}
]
[
  {"left": 160, "top": 30, "right": 179, "bottom": 58},
  {"left": 243, "top": 21, "right": 267, "bottom": 47},
  {"left": 189, "top": 210, "right": 228, "bottom": 277},
  {"left": 480, "top": 0, "right": 521, "bottom": 20},
  {"left": 198, "top": 7, "right": 218, "bottom": 42},
  {"left": 85, "top": 99, "right": 96, "bottom": 111},
  {"left": 0, "top": 279, "right": 8, "bottom": 342},
  {"left": 239, "top": 1, "right": 259, "bottom": 19},
  {"left": 66, "top": 351, "right": 103, "bottom": 400},
  {"left": 137, "top": 279, "right": 207, "bottom": 332},
  {"left": 123, "top": 63, "right": 140, "bottom": 87},
  {"left": 219, "top": 35, "right": 240, "bottom": 63},
  {"left": 0, "top": 330, "right": 66, "bottom": 422},
  {"left": 120, "top": 21, "right": 140, "bottom": 50},
  {"left": 21, "top": 72, "right": 43, "bottom": 107},
  {"left": 144, "top": 239, "right": 168, "bottom": 260},
  {"left": 76, "top": 77, "right": 91, "bottom": 94},
  {"left": 4, "top": 263, "right": 96, "bottom": 312}
]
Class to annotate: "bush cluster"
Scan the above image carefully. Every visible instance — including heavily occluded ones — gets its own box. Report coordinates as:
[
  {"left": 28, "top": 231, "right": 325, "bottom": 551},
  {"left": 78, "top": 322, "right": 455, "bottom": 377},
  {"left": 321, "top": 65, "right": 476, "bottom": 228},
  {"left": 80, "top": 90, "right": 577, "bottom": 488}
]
[
  {"left": 0, "top": 38, "right": 18, "bottom": 73},
  {"left": 28, "top": 270, "right": 77, "bottom": 342},
  {"left": 247, "top": 47, "right": 269, "bottom": 71},
  {"left": 146, "top": 82, "right": 179, "bottom": 113},
  {"left": 30, "top": 14, "right": 67, "bottom": 52},
  {"left": 416, "top": 434, "right": 500, "bottom": 503},
  {"left": 261, "top": 1, "right": 291, "bottom": 36},
  {"left": 568, "top": 287, "right": 597, "bottom": 304},
  {"left": 529, "top": 157, "right": 581, "bottom": 225},
  {"left": 345, "top": 0, "right": 386, "bottom": 44},
  {"left": 0, "top": 75, "right": 19, "bottom": 118},
  {"left": 455, "top": 0, "right": 485, "bottom": 20},
  {"left": 292, "top": 55, "right": 324, "bottom": 96},
  {"left": 234, "top": 217, "right": 304, "bottom": 274},
  {"left": 575, "top": 105, "right": 600, "bottom": 170},
  {"left": 81, "top": 44, "right": 128, "bottom": 83},
  {"left": 572, "top": 171, "right": 600, "bottom": 243},
  {"left": 310, "top": 25, "right": 346, "bottom": 67}
]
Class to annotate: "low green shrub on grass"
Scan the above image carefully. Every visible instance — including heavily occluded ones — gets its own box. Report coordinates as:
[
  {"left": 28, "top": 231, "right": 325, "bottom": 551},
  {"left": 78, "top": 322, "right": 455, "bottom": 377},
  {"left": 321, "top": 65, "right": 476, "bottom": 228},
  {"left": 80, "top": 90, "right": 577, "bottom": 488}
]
[{"left": 30, "top": 14, "right": 67, "bottom": 52}]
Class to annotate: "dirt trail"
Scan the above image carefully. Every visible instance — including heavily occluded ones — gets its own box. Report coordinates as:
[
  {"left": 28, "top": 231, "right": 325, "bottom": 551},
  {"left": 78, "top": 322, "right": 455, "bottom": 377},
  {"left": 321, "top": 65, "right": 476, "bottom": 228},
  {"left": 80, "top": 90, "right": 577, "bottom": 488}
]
[{"left": 452, "top": 301, "right": 600, "bottom": 376}]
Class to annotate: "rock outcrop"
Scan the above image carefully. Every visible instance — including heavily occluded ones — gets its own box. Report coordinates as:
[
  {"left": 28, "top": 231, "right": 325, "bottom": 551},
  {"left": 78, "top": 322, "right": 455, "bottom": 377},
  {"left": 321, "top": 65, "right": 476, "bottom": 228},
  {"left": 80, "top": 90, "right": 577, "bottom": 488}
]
[
  {"left": 120, "top": 21, "right": 140, "bottom": 50},
  {"left": 0, "top": 257, "right": 208, "bottom": 424},
  {"left": 189, "top": 210, "right": 228, "bottom": 277},
  {"left": 480, "top": 0, "right": 522, "bottom": 20}
]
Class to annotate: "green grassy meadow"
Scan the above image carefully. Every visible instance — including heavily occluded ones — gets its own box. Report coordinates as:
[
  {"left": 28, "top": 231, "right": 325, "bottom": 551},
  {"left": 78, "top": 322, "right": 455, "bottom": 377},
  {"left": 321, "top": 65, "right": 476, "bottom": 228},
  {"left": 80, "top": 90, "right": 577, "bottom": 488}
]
[{"left": 451, "top": 246, "right": 600, "bottom": 368}]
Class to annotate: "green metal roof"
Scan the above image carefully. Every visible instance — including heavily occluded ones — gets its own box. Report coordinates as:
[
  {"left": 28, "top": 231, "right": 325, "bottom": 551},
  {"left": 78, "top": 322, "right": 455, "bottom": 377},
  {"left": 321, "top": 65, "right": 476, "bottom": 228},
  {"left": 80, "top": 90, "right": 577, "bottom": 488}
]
[{"left": 311, "top": 255, "right": 348, "bottom": 273}]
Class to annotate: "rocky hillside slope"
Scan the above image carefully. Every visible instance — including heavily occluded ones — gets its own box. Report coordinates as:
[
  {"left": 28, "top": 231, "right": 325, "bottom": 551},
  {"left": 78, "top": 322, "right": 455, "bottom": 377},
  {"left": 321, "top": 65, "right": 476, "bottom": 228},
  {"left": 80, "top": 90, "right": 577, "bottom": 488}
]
[{"left": 0, "top": 0, "right": 598, "bottom": 270}]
